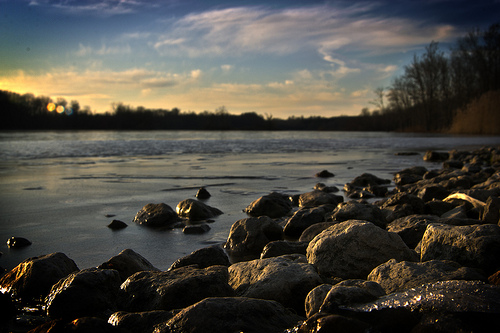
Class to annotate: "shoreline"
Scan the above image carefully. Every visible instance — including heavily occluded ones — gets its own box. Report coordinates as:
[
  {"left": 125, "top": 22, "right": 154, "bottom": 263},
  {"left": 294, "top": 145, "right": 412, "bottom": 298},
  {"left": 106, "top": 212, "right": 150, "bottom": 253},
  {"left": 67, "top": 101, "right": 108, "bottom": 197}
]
[{"left": 1, "top": 145, "right": 500, "bottom": 332}]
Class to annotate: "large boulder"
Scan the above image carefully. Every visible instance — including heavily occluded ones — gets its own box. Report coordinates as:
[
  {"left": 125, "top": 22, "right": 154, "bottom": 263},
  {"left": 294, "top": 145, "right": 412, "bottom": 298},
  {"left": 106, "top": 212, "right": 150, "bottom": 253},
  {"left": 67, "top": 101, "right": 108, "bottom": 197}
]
[
  {"left": 0, "top": 252, "right": 78, "bottom": 300},
  {"left": 133, "top": 203, "right": 178, "bottom": 227},
  {"left": 176, "top": 199, "right": 222, "bottom": 221},
  {"left": 419, "top": 223, "right": 500, "bottom": 275},
  {"left": 120, "top": 265, "right": 234, "bottom": 312},
  {"left": 224, "top": 216, "right": 283, "bottom": 260},
  {"left": 98, "top": 249, "right": 160, "bottom": 282},
  {"left": 155, "top": 297, "right": 303, "bottom": 333},
  {"left": 244, "top": 192, "right": 292, "bottom": 218},
  {"left": 45, "top": 268, "right": 122, "bottom": 320},
  {"left": 168, "top": 245, "right": 230, "bottom": 270},
  {"left": 298, "top": 190, "right": 343, "bottom": 208},
  {"left": 306, "top": 220, "right": 418, "bottom": 279},
  {"left": 283, "top": 205, "right": 331, "bottom": 238},
  {"left": 367, "top": 259, "right": 486, "bottom": 294},
  {"left": 228, "top": 254, "right": 322, "bottom": 314},
  {"left": 329, "top": 201, "right": 387, "bottom": 228}
]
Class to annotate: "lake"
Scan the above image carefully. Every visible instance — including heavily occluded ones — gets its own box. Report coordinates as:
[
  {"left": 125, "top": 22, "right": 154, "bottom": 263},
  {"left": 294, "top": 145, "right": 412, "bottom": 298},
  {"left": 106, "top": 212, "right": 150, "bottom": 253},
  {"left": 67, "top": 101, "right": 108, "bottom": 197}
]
[{"left": 1, "top": 130, "right": 499, "bottom": 271}]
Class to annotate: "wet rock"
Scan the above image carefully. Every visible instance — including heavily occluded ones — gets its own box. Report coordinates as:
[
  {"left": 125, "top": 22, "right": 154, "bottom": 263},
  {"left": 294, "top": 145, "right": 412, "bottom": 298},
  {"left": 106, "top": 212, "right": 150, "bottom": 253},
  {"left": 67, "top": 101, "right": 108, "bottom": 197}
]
[
  {"left": 168, "top": 245, "right": 230, "bottom": 270},
  {"left": 97, "top": 249, "right": 160, "bottom": 282},
  {"left": 109, "top": 310, "right": 178, "bottom": 333},
  {"left": 228, "top": 254, "right": 322, "bottom": 315},
  {"left": 306, "top": 220, "right": 417, "bottom": 279},
  {"left": 133, "top": 203, "right": 178, "bottom": 227},
  {"left": 260, "top": 240, "right": 308, "bottom": 259},
  {"left": 176, "top": 198, "right": 222, "bottom": 221},
  {"left": 182, "top": 223, "right": 210, "bottom": 234},
  {"left": 420, "top": 223, "right": 500, "bottom": 274},
  {"left": 0, "top": 252, "right": 79, "bottom": 300},
  {"left": 121, "top": 265, "right": 234, "bottom": 312},
  {"left": 386, "top": 214, "right": 440, "bottom": 249},
  {"left": 45, "top": 268, "right": 122, "bottom": 320},
  {"left": 298, "top": 190, "right": 343, "bottom": 208},
  {"left": 107, "top": 220, "right": 128, "bottom": 230},
  {"left": 314, "top": 183, "right": 339, "bottom": 193},
  {"left": 283, "top": 206, "right": 331, "bottom": 238},
  {"left": 367, "top": 259, "right": 486, "bottom": 294},
  {"left": 329, "top": 201, "right": 387, "bottom": 229},
  {"left": 319, "top": 280, "right": 386, "bottom": 314},
  {"left": 157, "top": 297, "right": 303, "bottom": 333},
  {"left": 337, "top": 280, "right": 500, "bottom": 332},
  {"left": 244, "top": 192, "right": 292, "bottom": 218},
  {"left": 6, "top": 236, "right": 32, "bottom": 248},
  {"left": 298, "top": 222, "right": 336, "bottom": 243},
  {"left": 195, "top": 187, "right": 211, "bottom": 199},
  {"left": 315, "top": 170, "right": 334, "bottom": 178},
  {"left": 224, "top": 216, "right": 283, "bottom": 260},
  {"left": 423, "top": 150, "right": 449, "bottom": 161}
]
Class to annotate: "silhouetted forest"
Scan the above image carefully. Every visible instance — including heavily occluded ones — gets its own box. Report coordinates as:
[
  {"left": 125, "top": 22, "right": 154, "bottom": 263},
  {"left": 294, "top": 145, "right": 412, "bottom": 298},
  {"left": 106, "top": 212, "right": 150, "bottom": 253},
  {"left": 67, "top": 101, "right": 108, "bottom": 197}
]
[{"left": 1, "top": 23, "right": 499, "bottom": 133}]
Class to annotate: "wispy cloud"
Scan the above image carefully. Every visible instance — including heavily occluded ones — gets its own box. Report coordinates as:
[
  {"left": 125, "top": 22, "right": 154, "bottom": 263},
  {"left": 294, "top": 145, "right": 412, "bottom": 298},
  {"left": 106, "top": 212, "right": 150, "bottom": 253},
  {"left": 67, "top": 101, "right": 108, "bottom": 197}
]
[{"left": 28, "top": 0, "right": 169, "bottom": 16}]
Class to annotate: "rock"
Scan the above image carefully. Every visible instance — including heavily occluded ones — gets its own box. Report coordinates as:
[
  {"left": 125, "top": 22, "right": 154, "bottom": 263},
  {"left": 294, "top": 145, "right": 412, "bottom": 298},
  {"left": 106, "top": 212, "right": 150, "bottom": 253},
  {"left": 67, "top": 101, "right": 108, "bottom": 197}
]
[
  {"left": 420, "top": 223, "right": 500, "bottom": 275},
  {"left": 305, "top": 284, "right": 333, "bottom": 318},
  {"left": 291, "top": 313, "right": 370, "bottom": 333},
  {"left": 243, "top": 192, "right": 292, "bottom": 218},
  {"left": 319, "top": 279, "right": 386, "bottom": 314},
  {"left": 195, "top": 187, "right": 211, "bottom": 199},
  {"left": 367, "top": 259, "right": 486, "bottom": 294},
  {"left": 394, "top": 173, "right": 422, "bottom": 186},
  {"left": 45, "top": 268, "right": 123, "bottom": 320},
  {"left": 108, "top": 310, "right": 178, "bottom": 333},
  {"left": 337, "top": 280, "right": 500, "bottom": 332},
  {"left": 298, "top": 190, "right": 343, "bottom": 208},
  {"left": 107, "top": 220, "right": 128, "bottom": 230},
  {"left": 97, "top": 249, "right": 160, "bottom": 282},
  {"left": 417, "top": 184, "right": 451, "bottom": 202},
  {"left": 315, "top": 170, "right": 334, "bottom": 178},
  {"left": 168, "top": 245, "right": 230, "bottom": 270},
  {"left": 0, "top": 291, "right": 16, "bottom": 329},
  {"left": 182, "top": 223, "right": 210, "bottom": 234},
  {"left": 133, "top": 203, "right": 178, "bottom": 227},
  {"left": 0, "top": 252, "right": 79, "bottom": 300},
  {"left": 424, "top": 199, "right": 456, "bottom": 216},
  {"left": 489, "top": 270, "right": 500, "bottom": 285},
  {"left": 298, "top": 222, "right": 335, "bottom": 243},
  {"left": 423, "top": 150, "right": 449, "bottom": 161},
  {"left": 6, "top": 236, "right": 32, "bottom": 248},
  {"left": 260, "top": 240, "right": 309, "bottom": 259},
  {"left": 224, "top": 216, "right": 283, "bottom": 260},
  {"left": 306, "top": 220, "right": 417, "bottom": 279},
  {"left": 283, "top": 206, "right": 331, "bottom": 238},
  {"left": 329, "top": 201, "right": 387, "bottom": 229},
  {"left": 441, "top": 205, "right": 468, "bottom": 219},
  {"left": 176, "top": 198, "right": 222, "bottom": 221},
  {"left": 348, "top": 173, "right": 391, "bottom": 187},
  {"left": 482, "top": 196, "right": 500, "bottom": 224},
  {"left": 314, "top": 183, "right": 339, "bottom": 193},
  {"left": 380, "top": 192, "right": 425, "bottom": 221},
  {"left": 228, "top": 254, "right": 322, "bottom": 315},
  {"left": 156, "top": 297, "right": 303, "bottom": 333},
  {"left": 386, "top": 214, "right": 440, "bottom": 249},
  {"left": 443, "top": 159, "right": 464, "bottom": 169},
  {"left": 121, "top": 265, "right": 234, "bottom": 312},
  {"left": 32, "top": 317, "right": 127, "bottom": 333}
]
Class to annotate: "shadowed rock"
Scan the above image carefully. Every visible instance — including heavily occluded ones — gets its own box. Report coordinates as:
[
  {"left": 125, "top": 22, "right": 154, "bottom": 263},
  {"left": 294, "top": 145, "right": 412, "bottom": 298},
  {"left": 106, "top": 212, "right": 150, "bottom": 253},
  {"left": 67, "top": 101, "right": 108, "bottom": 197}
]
[
  {"left": 244, "top": 192, "right": 292, "bottom": 218},
  {"left": 133, "top": 203, "right": 178, "bottom": 227},
  {"left": 168, "top": 245, "right": 230, "bottom": 270},
  {"left": 98, "top": 249, "right": 160, "bottom": 282},
  {"left": 176, "top": 199, "right": 222, "bottom": 221}
]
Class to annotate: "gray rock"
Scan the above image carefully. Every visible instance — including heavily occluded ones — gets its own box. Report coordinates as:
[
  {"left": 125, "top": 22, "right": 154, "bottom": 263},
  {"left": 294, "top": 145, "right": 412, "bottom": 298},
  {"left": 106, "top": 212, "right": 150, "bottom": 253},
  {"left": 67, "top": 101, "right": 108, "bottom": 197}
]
[
  {"left": 298, "top": 190, "right": 343, "bottom": 208},
  {"left": 306, "top": 220, "right": 418, "bottom": 279},
  {"left": 228, "top": 254, "right": 322, "bottom": 315},
  {"left": 176, "top": 199, "right": 222, "bottom": 221},
  {"left": 329, "top": 201, "right": 387, "bottom": 229},
  {"left": 98, "top": 249, "right": 160, "bottom": 282},
  {"left": 156, "top": 297, "right": 303, "bottom": 333},
  {"left": 386, "top": 214, "right": 440, "bottom": 249},
  {"left": 283, "top": 206, "right": 329, "bottom": 238},
  {"left": 0, "top": 252, "right": 78, "bottom": 300},
  {"left": 168, "top": 245, "right": 230, "bottom": 270},
  {"left": 420, "top": 223, "right": 500, "bottom": 275},
  {"left": 260, "top": 240, "right": 309, "bottom": 259},
  {"left": 367, "top": 259, "right": 486, "bottom": 294},
  {"left": 133, "top": 203, "right": 178, "bottom": 227},
  {"left": 298, "top": 222, "right": 335, "bottom": 243},
  {"left": 121, "top": 265, "right": 234, "bottom": 312},
  {"left": 244, "top": 192, "right": 292, "bottom": 218},
  {"left": 45, "top": 268, "right": 122, "bottom": 320},
  {"left": 224, "top": 216, "right": 283, "bottom": 260},
  {"left": 109, "top": 310, "right": 178, "bottom": 333}
]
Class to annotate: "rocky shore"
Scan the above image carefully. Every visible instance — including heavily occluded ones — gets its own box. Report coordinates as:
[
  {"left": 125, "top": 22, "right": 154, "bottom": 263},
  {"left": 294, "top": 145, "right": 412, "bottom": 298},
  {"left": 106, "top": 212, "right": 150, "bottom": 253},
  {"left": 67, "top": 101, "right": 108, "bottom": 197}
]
[{"left": 1, "top": 146, "right": 500, "bottom": 333}]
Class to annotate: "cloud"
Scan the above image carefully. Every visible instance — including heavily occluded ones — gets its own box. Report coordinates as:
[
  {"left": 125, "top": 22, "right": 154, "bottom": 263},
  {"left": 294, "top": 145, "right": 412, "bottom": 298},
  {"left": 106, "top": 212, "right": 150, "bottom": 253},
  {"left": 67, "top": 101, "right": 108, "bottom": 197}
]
[
  {"left": 75, "top": 43, "right": 132, "bottom": 57},
  {"left": 28, "top": 0, "right": 168, "bottom": 16}
]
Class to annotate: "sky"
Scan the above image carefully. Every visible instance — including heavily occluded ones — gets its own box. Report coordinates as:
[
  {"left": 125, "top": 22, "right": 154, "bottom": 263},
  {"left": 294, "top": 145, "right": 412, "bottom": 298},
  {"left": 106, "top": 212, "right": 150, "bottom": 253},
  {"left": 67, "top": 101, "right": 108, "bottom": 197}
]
[{"left": 0, "top": 0, "right": 499, "bottom": 118}]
